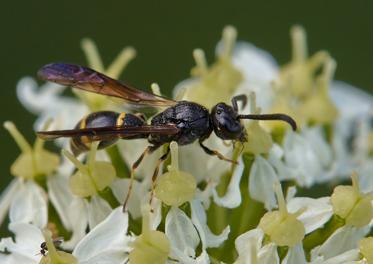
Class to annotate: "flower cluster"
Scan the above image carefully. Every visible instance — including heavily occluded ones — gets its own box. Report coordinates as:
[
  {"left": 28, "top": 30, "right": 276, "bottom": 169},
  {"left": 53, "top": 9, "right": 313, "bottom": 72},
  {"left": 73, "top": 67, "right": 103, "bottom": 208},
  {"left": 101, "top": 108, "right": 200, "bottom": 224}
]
[{"left": 1, "top": 25, "right": 373, "bottom": 264}]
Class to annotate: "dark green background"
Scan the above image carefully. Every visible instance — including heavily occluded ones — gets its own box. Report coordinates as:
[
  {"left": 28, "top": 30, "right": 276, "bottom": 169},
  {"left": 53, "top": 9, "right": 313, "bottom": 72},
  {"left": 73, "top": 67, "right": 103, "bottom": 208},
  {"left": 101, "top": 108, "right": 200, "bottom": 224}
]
[{"left": 1, "top": 0, "right": 373, "bottom": 192}]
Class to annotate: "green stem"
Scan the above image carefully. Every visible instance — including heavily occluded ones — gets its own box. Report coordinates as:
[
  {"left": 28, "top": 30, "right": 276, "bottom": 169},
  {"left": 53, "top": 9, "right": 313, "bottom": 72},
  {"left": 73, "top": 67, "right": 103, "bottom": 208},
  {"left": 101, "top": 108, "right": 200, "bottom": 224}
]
[
  {"left": 219, "top": 153, "right": 265, "bottom": 263},
  {"left": 303, "top": 215, "right": 345, "bottom": 260},
  {"left": 98, "top": 186, "right": 120, "bottom": 208},
  {"left": 105, "top": 145, "right": 129, "bottom": 178}
]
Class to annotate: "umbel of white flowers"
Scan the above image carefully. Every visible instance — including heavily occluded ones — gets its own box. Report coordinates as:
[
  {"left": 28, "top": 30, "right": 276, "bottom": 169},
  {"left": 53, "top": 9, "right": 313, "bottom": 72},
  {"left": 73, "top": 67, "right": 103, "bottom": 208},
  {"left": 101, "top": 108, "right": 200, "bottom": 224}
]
[{"left": 1, "top": 25, "right": 373, "bottom": 264}]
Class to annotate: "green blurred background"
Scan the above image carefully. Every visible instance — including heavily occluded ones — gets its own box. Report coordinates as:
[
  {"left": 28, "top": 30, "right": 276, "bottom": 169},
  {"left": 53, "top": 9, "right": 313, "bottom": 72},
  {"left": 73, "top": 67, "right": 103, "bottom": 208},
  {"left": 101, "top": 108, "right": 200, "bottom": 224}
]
[{"left": 1, "top": 0, "right": 373, "bottom": 192}]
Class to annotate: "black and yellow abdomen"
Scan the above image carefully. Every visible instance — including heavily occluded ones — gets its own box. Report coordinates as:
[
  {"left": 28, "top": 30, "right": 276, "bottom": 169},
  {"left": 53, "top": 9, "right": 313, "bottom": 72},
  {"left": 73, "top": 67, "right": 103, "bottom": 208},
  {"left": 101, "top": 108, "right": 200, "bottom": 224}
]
[{"left": 70, "top": 111, "right": 145, "bottom": 155}]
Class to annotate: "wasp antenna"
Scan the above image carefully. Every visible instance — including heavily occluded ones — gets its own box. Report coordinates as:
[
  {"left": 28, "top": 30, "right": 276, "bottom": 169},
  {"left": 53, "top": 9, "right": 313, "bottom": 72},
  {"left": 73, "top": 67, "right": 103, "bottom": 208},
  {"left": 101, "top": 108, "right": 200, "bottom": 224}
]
[{"left": 237, "top": 113, "right": 297, "bottom": 131}]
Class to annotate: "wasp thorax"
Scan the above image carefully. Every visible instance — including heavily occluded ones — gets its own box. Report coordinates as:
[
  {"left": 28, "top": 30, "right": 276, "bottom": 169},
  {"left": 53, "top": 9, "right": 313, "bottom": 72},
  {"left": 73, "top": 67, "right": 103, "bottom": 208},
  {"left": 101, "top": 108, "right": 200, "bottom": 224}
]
[
  {"left": 70, "top": 111, "right": 145, "bottom": 155},
  {"left": 211, "top": 103, "right": 246, "bottom": 141}
]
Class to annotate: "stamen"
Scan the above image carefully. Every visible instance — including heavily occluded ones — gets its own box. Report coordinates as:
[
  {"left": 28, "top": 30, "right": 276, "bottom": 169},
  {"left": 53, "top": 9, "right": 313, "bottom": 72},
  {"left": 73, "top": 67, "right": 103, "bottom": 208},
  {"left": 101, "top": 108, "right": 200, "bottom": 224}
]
[
  {"left": 351, "top": 172, "right": 360, "bottom": 194},
  {"left": 34, "top": 118, "right": 53, "bottom": 153},
  {"left": 221, "top": 25, "right": 237, "bottom": 59},
  {"left": 62, "top": 149, "right": 88, "bottom": 174},
  {"left": 193, "top": 48, "right": 208, "bottom": 76},
  {"left": 151, "top": 83, "right": 161, "bottom": 96},
  {"left": 291, "top": 25, "right": 307, "bottom": 62},
  {"left": 169, "top": 141, "right": 179, "bottom": 171},
  {"left": 87, "top": 142, "right": 99, "bottom": 168},
  {"left": 274, "top": 182, "right": 287, "bottom": 217},
  {"left": 4, "top": 121, "right": 32, "bottom": 153},
  {"left": 81, "top": 38, "right": 104, "bottom": 72},
  {"left": 106, "top": 46, "right": 137, "bottom": 78}
]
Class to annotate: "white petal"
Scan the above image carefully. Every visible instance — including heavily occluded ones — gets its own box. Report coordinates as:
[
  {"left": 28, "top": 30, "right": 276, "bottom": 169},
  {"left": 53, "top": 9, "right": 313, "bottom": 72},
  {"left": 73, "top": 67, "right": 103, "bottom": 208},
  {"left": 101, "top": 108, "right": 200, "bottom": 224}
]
[
  {"left": 16, "top": 77, "right": 64, "bottom": 114},
  {"left": 258, "top": 243, "right": 279, "bottom": 264},
  {"left": 0, "top": 222, "right": 44, "bottom": 263},
  {"left": 110, "top": 178, "right": 142, "bottom": 219},
  {"left": 282, "top": 243, "right": 307, "bottom": 264},
  {"left": 47, "top": 174, "right": 74, "bottom": 229},
  {"left": 317, "top": 249, "right": 360, "bottom": 264},
  {"left": 179, "top": 138, "right": 231, "bottom": 183},
  {"left": 229, "top": 42, "right": 279, "bottom": 111},
  {"left": 190, "top": 199, "right": 230, "bottom": 249},
  {"left": 331, "top": 81, "right": 373, "bottom": 118},
  {"left": 9, "top": 181, "right": 47, "bottom": 228},
  {"left": 234, "top": 228, "right": 264, "bottom": 264},
  {"left": 166, "top": 207, "right": 200, "bottom": 260},
  {"left": 73, "top": 207, "right": 131, "bottom": 263},
  {"left": 287, "top": 197, "right": 333, "bottom": 234},
  {"left": 311, "top": 226, "right": 369, "bottom": 260},
  {"left": 0, "top": 179, "right": 21, "bottom": 225},
  {"left": 357, "top": 159, "right": 373, "bottom": 193},
  {"left": 213, "top": 157, "right": 244, "bottom": 208},
  {"left": 302, "top": 126, "right": 333, "bottom": 169},
  {"left": 49, "top": 172, "right": 88, "bottom": 249},
  {"left": 268, "top": 144, "right": 294, "bottom": 182},
  {"left": 249, "top": 155, "right": 277, "bottom": 210},
  {"left": 61, "top": 198, "right": 88, "bottom": 249},
  {"left": 283, "top": 131, "right": 321, "bottom": 187},
  {"left": 87, "top": 195, "right": 112, "bottom": 228}
]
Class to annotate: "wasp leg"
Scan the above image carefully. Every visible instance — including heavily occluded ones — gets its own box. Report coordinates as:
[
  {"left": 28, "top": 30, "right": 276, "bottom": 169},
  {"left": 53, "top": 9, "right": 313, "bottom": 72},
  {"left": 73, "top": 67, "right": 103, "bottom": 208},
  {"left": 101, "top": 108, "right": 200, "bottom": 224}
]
[
  {"left": 149, "top": 146, "right": 171, "bottom": 208},
  {"left": 123, "top": 144, "right": 161, "bottom": 212},
  {"left": 199, "top": 139, "right": 238, "bottom": 165},
  {"left": 231, "top": 94, "right": 248, "bottom": 112}
]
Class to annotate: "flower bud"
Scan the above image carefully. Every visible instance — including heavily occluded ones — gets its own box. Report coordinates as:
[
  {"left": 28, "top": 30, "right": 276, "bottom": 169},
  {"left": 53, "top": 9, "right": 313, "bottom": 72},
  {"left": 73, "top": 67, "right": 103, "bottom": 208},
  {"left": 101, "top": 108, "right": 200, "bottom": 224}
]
[
  {"left": 129, "top": 207, "right": 170, "bottom": 264},
  {"left": 359, "top": 237, "right": 373, "bottom": 263},
  {"left": 178, "top": 26, "right": 243, "bottom": 108},
  {"left": 155, "top": 142, "right": 196, "bottom": 207},
  {"left": 63, "top": 143, "right": 116, "bottom": 198},
  {"left": 4, "top": 121, "right": 59, "bottom": 179},
  {"left": 258, "top": 182, "right": 305, "bottom": 246},
  {"left": 331, "top": 173, "right": 373, "bottom": 227}
]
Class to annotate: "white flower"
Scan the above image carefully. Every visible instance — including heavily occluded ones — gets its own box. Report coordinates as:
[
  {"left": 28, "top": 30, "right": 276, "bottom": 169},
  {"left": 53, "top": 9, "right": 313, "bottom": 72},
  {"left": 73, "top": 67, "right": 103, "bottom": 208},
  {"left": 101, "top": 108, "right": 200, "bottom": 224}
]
[
  {"left": 287, "top": 196, "right": 333, "bottom": 234},
  {"left": 249, "top": 155, "right": 278, "bottom": 210},
  {"left": 73, "top": 207, "right": 132, "bottom": 264},
  {"left": 234, "top": 228, "right": 279, "bottom": 264},
  {"left": 190, "top": 199, "right": 230, "bottom": 249},
  {"left": 0, "top": 208, "right": 131, "bottom": 264},
  {"left": 311, "top": 226, "right": 369, "bottom": 261}
]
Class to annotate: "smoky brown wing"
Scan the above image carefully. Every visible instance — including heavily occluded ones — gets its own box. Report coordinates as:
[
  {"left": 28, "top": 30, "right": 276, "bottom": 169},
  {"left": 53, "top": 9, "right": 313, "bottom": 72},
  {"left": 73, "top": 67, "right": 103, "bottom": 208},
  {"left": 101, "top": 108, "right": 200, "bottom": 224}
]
[
  {"left": 38, "top": 63, "right": 177, "bottom": 107},
  {"left": 37, "top": 124, "right": 180, "bottom": 141}
]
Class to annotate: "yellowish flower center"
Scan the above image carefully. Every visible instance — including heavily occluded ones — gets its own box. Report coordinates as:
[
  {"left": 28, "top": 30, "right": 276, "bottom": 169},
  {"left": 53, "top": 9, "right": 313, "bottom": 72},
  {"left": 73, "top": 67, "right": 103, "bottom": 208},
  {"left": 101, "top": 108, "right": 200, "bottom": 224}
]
[{"left": 258, "top": 182, "right": 305, "bottom": 246}]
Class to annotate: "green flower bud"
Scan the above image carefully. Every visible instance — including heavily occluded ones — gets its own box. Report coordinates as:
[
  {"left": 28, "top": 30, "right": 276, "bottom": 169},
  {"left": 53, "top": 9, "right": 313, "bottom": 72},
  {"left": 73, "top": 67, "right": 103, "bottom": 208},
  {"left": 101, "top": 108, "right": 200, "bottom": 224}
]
[
  {"left": 63, "top": 143, "right": 116, "bottom": 198},
  {"left": 179, "top": 26, "right": 243, "bottom": 108},
  {"left": 129, "top": 207, "right": 170, "bottom": 264},
  {"left": 331, "top": 173, "right": 373, "bottom": 228},
  {"left": 79, "top": 38, "right": 136, "bottom": 111},
  {"left": 243, "top": 93, "right": 273, "bottom": 154},
  {"left": 4, "top": 121, "right": 59, "bottom": 180},
  {"left": 259, "top": 182, "right": 305, "bottom": 247},
  {"left": 155, "top": 142, "right": 196, "bottom": 207},
  {"left": 359, "top": 237, "right": 373, "bottom": 263}
]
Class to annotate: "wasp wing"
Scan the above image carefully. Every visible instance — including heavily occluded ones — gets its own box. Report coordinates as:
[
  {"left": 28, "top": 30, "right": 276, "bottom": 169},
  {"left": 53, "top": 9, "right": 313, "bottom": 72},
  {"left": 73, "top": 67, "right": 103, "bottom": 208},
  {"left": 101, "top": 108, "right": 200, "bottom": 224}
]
[
  {"left": 38, "top": 63, "right": 177, "bottom": 107},
  {"left": 37, "top": 124, "right": 179, "bottom": 141}
]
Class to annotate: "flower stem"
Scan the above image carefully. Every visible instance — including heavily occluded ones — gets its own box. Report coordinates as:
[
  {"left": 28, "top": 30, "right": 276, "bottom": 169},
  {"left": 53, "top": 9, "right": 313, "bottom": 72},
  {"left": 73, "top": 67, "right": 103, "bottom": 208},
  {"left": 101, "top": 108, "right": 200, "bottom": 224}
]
[
  {"left": 303, "top": 215, "right": 345, "bottom": 259},
  {"left": 105, "top": 145, "right": 130, "bottom": 178}
]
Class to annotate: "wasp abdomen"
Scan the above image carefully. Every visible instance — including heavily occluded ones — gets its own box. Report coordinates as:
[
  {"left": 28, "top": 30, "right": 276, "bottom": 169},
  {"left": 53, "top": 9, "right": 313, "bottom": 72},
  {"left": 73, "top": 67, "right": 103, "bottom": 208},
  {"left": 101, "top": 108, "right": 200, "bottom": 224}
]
[{"left": 70, "top": 111, "right": 144, "bottom": 155}]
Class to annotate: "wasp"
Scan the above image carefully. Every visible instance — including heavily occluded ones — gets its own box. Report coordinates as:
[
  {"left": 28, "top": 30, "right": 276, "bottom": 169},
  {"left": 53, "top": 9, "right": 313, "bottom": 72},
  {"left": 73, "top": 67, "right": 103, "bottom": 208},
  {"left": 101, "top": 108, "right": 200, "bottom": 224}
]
[{"left": 37, "top": 63, "right": 296, "bottom": 209}]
